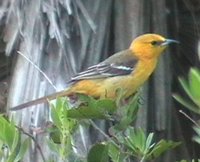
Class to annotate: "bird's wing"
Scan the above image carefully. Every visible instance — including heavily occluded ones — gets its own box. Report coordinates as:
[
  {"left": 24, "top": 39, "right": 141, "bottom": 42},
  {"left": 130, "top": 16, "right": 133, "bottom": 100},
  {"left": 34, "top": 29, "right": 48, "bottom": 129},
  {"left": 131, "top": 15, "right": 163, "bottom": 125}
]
[
  {"left": 69, "top": 49, "right": 138, "bottom": 82},
  {"left": 11, "top": 50, "right": 137, "bottom": 111}
]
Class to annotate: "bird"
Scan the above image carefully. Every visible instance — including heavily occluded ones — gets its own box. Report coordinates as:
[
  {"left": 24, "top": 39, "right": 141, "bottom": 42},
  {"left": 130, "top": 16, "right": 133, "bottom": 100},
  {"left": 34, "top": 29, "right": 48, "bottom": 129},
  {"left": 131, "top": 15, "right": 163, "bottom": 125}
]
[{"left": 10, "top": 33, "right": 179, "bottom": 111}]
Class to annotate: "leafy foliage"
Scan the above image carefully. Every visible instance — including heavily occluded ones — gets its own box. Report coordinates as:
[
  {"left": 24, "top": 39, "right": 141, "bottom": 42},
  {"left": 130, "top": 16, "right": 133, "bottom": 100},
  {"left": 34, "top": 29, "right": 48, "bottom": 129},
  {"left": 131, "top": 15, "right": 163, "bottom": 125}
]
[
  {"left": 108, "top": 142, "right": 127, "bottom": 162},
  {"left": 48, "top": 97, "right": 77, "bottom": 161},
  {"left": 0, "top": 115, "right": 30, "bottom": 162},
  {"left": 192, "top": 126, "right": 200, "bottom": 145},
  {"left": 111, "top": 93, "right": 139, "bottom": 131},
  {"left": 86, "top": 127, "right": 180, "bottom": 162},
  {"left": 87, "top": 143, "right": 109, "bottom": 162},
  {"left": 173, "top": 67, "right": 200, "bottom": 158},
  {"left": 173, "top": 68, "right": 200, "bottom": 114},
  {"left": 108, "top": 127, "right": 180, "bottom": 161},
  {"left": 1, "top": 90, "right": 181, "bottom": 161},
  {"left": 47, "top": 93, "right": 180, "bottom": 162},
  {"left": 67, "top": 94, "right": 116, "bottom": 119},
  {"left": 176, "top": 160, "right": 200, "bottom": 162}
]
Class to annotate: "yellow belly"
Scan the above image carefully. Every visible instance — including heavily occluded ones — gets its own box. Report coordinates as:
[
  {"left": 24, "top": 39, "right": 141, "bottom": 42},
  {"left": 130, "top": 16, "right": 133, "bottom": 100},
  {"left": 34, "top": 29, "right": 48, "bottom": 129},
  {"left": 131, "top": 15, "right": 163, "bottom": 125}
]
[{"left": 69, "top": 59, "right": 157, "bottom": 99}]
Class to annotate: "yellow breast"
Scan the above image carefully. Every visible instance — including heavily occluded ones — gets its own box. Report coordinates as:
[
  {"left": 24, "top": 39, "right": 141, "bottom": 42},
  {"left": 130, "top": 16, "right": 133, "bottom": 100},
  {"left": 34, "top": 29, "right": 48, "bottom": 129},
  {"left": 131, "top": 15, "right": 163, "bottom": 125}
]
[
  {"left": 98, "top": 58, "right": 158, "bottom": 98},
  {"left": 68, "top": 59, "right": 158, "bottom": 99}
]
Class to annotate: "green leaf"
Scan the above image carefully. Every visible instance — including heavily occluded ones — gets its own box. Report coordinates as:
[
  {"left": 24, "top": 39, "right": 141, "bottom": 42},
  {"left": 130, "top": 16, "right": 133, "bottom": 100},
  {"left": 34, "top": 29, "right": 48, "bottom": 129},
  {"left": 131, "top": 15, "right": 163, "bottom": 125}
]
[
  {"left": 96, "top": 99, "right": 116, "bottom": 113},
  {"left": 178, "top": 77, "right": 199, "bottom": 106},
  {"left": 192, "top": 136, "right": 200, "bottom": 145},
  {"left": 10, "top": 127, "right": 19, "bottom": 153},
  {"left": 6, "top": 125, "right": 17, "bottom": 150},
  {"left": 108, "top": 142, "right": 126, "bottom": 162},
  {"left": 123, "top": 127, "right": 147, "bottom": 156},
  {"left": 126, "top": 94, "right": 139, "bottom": 122},
  {"left": 0, "top": 116, "right": 19, "bottom": 151},
  {"left": 0, "top": 140, "right": 3, "bottom": 157},
  {"left": 0, "top": 116, "right": 8, "bottom": 142},
  {"left": 67, "top": 98, "right": 116, "bottom": 119},
  {"left": 47, "top": 139, "right": 60, "bottom": 154},
  {"left": 50, "top": 95, "right": 117, "bottom": 119},
  {"left": 49, "top": 127, "right": 61, "bottom": 144},
  {"left": 7, "top": 150, "right": 17, "bottom": 162},
  {"left": 189, "top": 68, "right": 200, "bottom": 106},
  {"left": 115, "top": 88, "right": 128, "bottom": 106},
  {"left": 146, "top": 140, "right": 181, "bottom": 160},
  {"left": 120, "top": 127, "right": 181, "bottom": 160},
  {"left": 179, "top": 77, "right": 193, "bottom": 99},
  {"left": 174, "top": 69, "right": 200, "bottom": 114},
  {"left": 87, "top": 143, "right": 109, "bottom": 162},
  {"left": 192, "top": 126, "right": 200, "bottom": 144},
  {"left": 78, "top": 94, "right": 94, "bottom": 103},
  {"left": 173, "top": 94, "right": 200, "bottom": 114},
  {"left": 55, "top": 97, "right": 67, "bottom": 111},
  {"left": 193, "top": 126, "right": 200, "bottom": 136},
  {"left": 14, "top": 138, "right": 30, "bottom": 162},
  {"left": 112, "top": 94, "right": 139, "bottom": 131},
  {"left": 145, "top": 133, "right": 155, "bottom": 153},
  {"left": 50, "top": 103, "right": 62, "bottom": 130},
  {"left": 176, "top": 160, "right": 200, "bottom": 162},
  {"left": 134, "top": 128, "right": 145, "bottom": 152},
  {"left": 49, "top": 97, "right": 77, "bottom": 160}
]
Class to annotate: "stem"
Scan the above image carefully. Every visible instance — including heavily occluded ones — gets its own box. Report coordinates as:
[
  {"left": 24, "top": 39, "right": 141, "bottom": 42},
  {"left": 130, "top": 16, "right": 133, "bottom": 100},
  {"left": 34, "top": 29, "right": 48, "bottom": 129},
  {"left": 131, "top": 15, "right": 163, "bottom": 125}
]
[
  {"left": 17, "top": 51, "right": 57, "bottom": 90},
  {"left": 15, "top": 125, "right": 46, "bottom": 162},
  {"left": 89, "top": 119, "right": 119, "bottom": 147},
  {"left": 179, "top": 110, "right": 200, "bottom": 127}
]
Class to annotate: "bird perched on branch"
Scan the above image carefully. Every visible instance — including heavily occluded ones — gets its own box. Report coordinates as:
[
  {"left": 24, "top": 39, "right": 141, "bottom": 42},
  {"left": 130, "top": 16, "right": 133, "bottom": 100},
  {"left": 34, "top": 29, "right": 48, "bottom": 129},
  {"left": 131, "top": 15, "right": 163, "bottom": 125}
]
[{"left": 10, "top": 33, "right": 179, "bottom": 110}]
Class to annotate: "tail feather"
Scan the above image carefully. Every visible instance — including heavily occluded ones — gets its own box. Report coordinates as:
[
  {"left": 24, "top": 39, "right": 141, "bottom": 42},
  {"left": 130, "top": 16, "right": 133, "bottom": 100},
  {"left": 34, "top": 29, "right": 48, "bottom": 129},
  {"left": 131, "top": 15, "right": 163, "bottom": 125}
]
[{"left": 10, "top": 90, "right": 71, "bottom": 111}]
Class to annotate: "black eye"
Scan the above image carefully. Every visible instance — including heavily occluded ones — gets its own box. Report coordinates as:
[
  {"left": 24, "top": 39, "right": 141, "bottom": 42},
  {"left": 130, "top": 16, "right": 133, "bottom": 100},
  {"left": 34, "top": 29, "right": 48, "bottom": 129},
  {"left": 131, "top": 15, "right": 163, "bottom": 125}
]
[{"left": 151, "top": 41, "right": 158, "bottom": 46}]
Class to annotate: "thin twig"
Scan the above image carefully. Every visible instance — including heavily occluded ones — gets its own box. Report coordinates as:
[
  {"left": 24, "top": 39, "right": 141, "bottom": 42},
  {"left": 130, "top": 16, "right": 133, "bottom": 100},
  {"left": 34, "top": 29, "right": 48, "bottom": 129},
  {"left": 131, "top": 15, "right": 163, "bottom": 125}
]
[
  {"left": 179, "top": 110, "right": 200, "bottom": 127},
  {"left": 89, "top": 119, "right": 119, "bottom": 147},
  {"left": 17, "top": 51, "right": 57, "bottom": 90},
  {"left": 89, "top": 120, "right": 110, "bottom": 139},
  {"left": 15, "top": 125, "right": 46, "bottom": 162}
]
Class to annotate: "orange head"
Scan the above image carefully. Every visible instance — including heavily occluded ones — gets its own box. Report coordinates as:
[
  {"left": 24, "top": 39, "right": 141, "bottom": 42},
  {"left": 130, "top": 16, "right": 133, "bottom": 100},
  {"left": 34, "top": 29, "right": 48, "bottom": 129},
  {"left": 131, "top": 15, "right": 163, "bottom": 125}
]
[{"left": 129, "top": 33, "right": 179, "bottom": 60}]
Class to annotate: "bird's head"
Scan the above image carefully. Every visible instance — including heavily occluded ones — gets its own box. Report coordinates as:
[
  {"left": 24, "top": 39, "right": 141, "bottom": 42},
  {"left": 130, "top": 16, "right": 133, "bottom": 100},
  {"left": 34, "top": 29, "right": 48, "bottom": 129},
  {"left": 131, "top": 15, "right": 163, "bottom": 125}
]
[{"left": 130, "top": 34, "right": 179, "bottom": 60}]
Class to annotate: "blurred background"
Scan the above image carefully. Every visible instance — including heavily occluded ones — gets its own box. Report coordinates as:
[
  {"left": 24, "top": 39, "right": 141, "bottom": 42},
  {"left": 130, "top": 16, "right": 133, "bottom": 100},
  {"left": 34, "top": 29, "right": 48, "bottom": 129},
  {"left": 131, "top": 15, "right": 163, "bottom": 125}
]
[{"left": 0, "top": 0, "right": 200, "bottom": 161}]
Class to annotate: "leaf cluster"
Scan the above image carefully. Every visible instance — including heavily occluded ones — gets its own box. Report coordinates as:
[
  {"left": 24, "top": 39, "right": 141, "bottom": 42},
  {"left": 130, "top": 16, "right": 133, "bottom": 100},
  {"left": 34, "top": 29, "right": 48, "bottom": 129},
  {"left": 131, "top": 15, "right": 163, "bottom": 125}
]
[{"left": 0, "top": 115, "right": 30, "bottom": 162}]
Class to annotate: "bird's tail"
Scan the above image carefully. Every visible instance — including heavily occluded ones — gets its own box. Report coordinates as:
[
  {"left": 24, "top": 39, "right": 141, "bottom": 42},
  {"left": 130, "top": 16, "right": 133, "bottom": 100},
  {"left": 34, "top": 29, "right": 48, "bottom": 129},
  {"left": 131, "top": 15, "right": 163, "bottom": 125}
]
[{"left": 10, "top": 89, "right": 71, "bottom": 111}]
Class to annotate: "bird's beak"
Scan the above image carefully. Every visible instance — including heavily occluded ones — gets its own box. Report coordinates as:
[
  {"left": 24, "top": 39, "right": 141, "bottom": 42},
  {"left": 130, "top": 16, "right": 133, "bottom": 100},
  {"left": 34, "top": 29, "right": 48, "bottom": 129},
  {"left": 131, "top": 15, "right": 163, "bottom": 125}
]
[{"left": 161, "top": 39, "right": 179, "bottom": 46}]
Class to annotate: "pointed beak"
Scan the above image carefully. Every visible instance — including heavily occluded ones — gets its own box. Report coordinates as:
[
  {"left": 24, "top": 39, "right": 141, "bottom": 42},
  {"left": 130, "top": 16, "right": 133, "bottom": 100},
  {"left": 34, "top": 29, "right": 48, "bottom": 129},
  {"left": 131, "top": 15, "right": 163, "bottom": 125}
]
[{"left": 161, "top": 39, "right": 179, "bottom": 46}]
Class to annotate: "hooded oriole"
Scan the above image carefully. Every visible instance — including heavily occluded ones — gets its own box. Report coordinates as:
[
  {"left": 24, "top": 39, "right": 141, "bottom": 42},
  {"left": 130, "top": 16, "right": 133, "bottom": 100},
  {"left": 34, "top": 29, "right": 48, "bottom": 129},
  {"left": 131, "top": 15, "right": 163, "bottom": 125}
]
[{"left": 11, "top": 33, "right": 178, "bottom": 110}]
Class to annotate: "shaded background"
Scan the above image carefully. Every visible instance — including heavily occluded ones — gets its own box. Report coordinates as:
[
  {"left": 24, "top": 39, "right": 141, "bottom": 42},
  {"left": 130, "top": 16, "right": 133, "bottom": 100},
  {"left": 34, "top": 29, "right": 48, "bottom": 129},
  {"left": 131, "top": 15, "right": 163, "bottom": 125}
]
[{"left": 0, "top": 0, "right": 200, "bottom": 161}]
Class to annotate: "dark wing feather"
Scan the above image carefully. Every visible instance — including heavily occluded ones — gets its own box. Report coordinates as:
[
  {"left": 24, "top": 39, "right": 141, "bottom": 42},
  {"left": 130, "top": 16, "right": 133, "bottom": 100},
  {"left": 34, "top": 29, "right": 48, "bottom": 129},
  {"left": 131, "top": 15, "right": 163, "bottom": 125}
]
[{"left": 69, "top": 49, "right": 138, "bottom": 83}]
